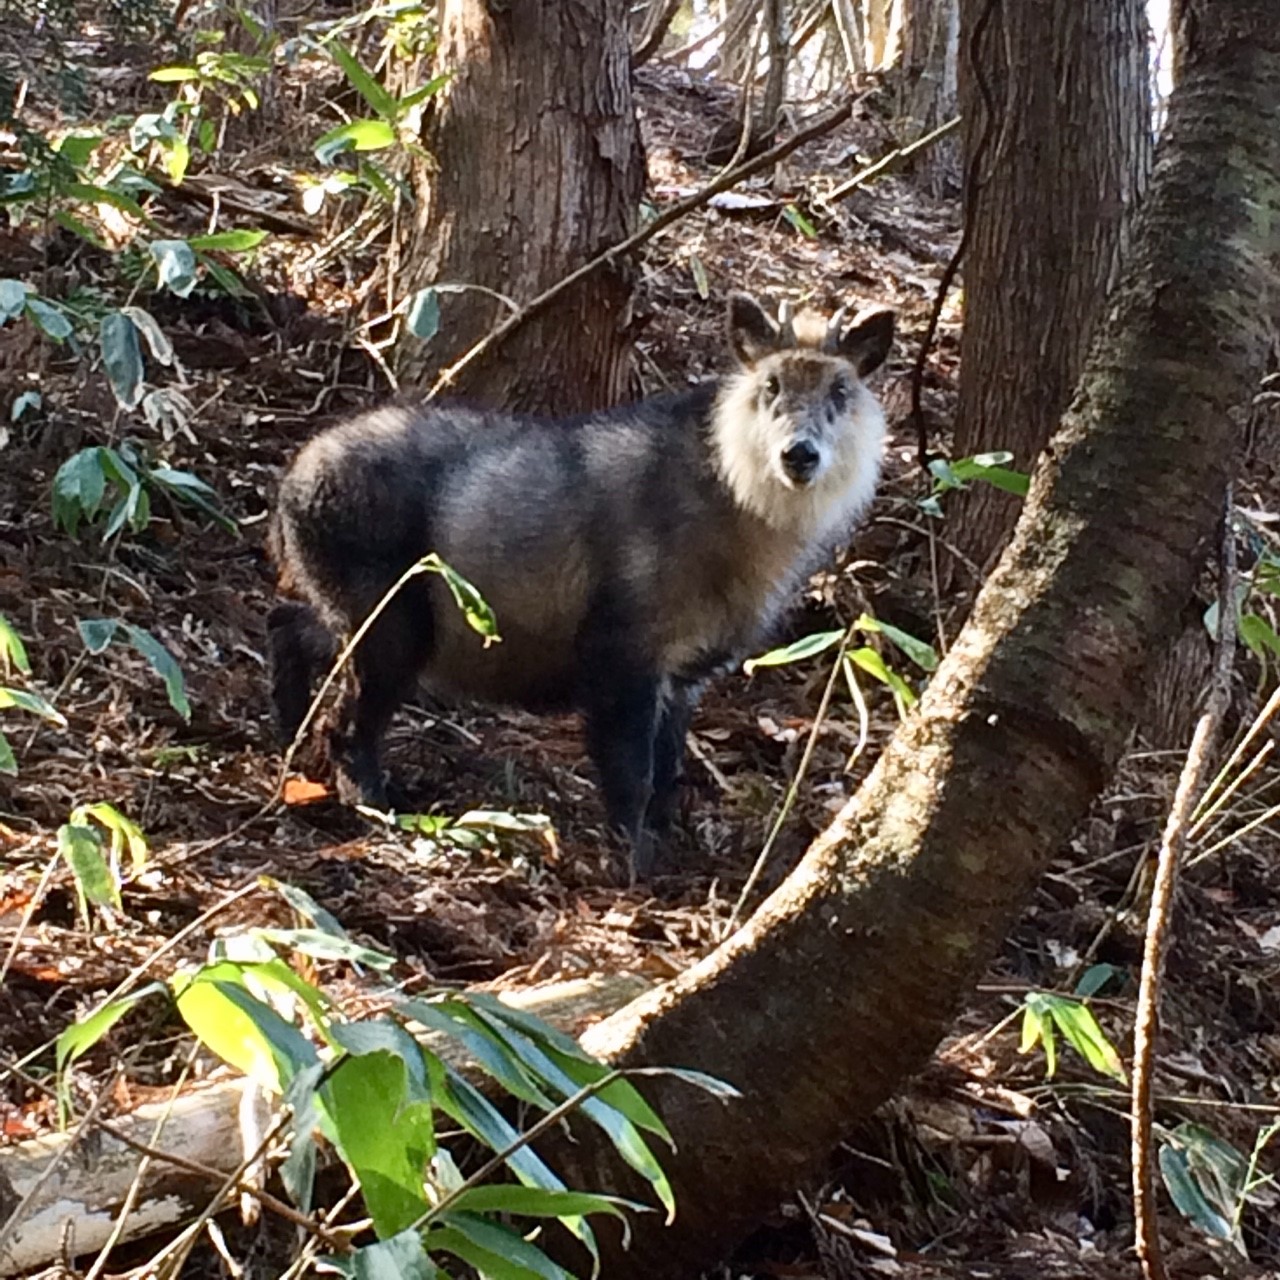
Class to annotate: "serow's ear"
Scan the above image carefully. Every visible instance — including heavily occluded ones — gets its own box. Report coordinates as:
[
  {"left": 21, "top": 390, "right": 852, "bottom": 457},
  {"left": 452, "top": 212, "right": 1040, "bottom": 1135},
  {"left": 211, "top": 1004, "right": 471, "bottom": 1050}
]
[
  {"left": 727, "top": 292, "right": 780, "bottom": 366},
  {"left": 839, "top": 309, "right": 895, "bottom": 377}
]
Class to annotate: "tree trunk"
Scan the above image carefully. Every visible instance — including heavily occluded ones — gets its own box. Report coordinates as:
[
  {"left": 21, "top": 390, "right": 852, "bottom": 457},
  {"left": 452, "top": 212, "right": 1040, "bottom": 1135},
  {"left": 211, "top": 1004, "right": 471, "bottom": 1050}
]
[
  {"left": 395, "top": 0, "right": 644, "bottom": 416},
  {"left": 543, "top": 4, "right": 1280, "bottom": 1273},
  {"left": 950, "top": 0, "right": 1151, "bottom": 577},
  {"left": 894, "top": 0, "right": 959, "bottom": 195}
]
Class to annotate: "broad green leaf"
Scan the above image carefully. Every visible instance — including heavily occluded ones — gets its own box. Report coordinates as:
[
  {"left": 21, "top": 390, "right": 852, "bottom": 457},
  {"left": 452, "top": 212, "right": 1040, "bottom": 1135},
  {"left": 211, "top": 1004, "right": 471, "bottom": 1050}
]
[
  {"left": 399, "top": 997, "right": 555, "bottom": 1109},
  {"left": 55, "top": 132, "right": 103, "bottom": 167},
  {"left": 281, "top": 1061, "right": 325, "bottom": 1215},
  {"left": 1043, "top": 995, "right": 1127, "bottom": 1082},
  {"left": 327, "top": 40, "right": 400, "bottom": 121},
  {"left": 120, "top": 306, "right": 174, "bottom": 365},
  {"left": 73, "top": 802, "right": 148, "bottom": 875},
  {"left": 53, "top": 209, "right": 107, "bottom": 248},
  {"left": 164, "top": 134, "right": 190, "bottom": 184},
  {"left": 323, "top": 1050, "right": 433, "bottom": 1238},
  {"left": 193, "top": 957, "right": 332, "bottom": 1032},
  {"left": 340, "top": 1229, "right": 439, "bottom": 1279},
  {"left": 58, "top": 823, "right": 120, "bottom": 910},
  {"left": 425, "top": 1222, "right": 567, "bottom": 1280},
  {"left": 315, "top": 119, "right": 396, "bottom": 165},
  {"left": 0, "top": 279, "right": 28, "bottom": 320},
  {"left": 149, "top": 239, "right": 198, "bottom": 298},
  {"left": 1019, "top": 1000, "right": 1056, "bottom": 1077},
  {"left": 437, "top": 1069, "right": 568, "bottom": 1191},
  {"left": 53, "top": 449, "right": 110, "bottom": 537},
  {"left": 268, "top": 879, "right": 348, "bottom": 938},
  {"left": 257, "top": 926, "right": 396, "bottom": 970},
  {"left": 63, "top": 181, "right": 150, "bottom": 223},
  {"left": 854, "top": 614, "right": 938, "bottom": 672},
  {"left": 0, "top": 732, "right": 14, "bottom": 775},
  {"left": 26, "top": 298, "right": 73, "bottom": 342},
  {"left": 123, "top": 623, "right": 191, "bottom": 720},
  {"left": 188, "top": 229, "right": 269, "bottom": 252},
  {"left": 399, "top": 73, "right": 452, "bottom": 111},
  {"left": 1172, "top": 1121, "right": 1250, "bottom": 1218},
  {"left": 0, "top": 686, "right": 64, "bottom": 725},
  {"left": 1159, "top": 1142, "right": 1236, "bottom": 1243},
  {"left": 1074, "top": 963, "right": 1121, "bottom": 999},
  {"left": 464, "top": 1006, "right": 674, "bottom": 1217},
  {"left": 175, "top": 974, "right": 319, "bottom": 1092},
  {"left": 330, "top": 1019, "right": 431, "bottom": 1094},
  {"left": 147, "top": 465, "right": 238, "bottom": 533},
  {"left": 447, "top": 1184, "right": 642, "bottom": 1220},
  {"left": 946, "top": 453, "right": 1030, "bottom": 496},
  {"left": 744, "top": 629, "right": 843, "bottom": 674},
  {"left": 150, "top": 65, "right": 201, "bottom": 82},
  {"left": 405, "top": 288, "right": 440, "bottom": 341},
  {"left": 99, "top": 312, "right": 146, "bottom": 408},
  {"left": 846, "top": 646, "right": 917, "bottom": 713},
  {"left": 78, "top": 617, "right": 120, "bottom": 654},
  {"left": 1240, "top": 612, "right": 1280, "bottom": 661},
  {"left": 56, "top": 982, "right": 168, "bottom": 1073}
]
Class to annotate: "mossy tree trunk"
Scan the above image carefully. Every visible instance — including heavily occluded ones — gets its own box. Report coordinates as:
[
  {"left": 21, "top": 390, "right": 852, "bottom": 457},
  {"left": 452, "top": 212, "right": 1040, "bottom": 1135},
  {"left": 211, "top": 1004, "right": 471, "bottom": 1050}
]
[
  {"left": 950, "top": 0, "right": 1151, "bottom": 578},
  {"left": 542, "top": 3, "right": 1280, "bottom": 1273},
  {"left": 395, "top": 0, "right": 644, "bottom": 415}
]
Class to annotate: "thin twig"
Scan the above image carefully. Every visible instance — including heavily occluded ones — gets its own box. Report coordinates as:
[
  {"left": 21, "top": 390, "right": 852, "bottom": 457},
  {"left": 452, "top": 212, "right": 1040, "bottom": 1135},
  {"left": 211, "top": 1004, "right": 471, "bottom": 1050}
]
[
  {"left": 424, "top": 92, "right": 866, "bottom": 403},
  {"left": 1132, "top": 489, "right": 1238, "bottom": 1280},
  {"left": 824, "top": 115, "right": 962, "bottom": 204}
]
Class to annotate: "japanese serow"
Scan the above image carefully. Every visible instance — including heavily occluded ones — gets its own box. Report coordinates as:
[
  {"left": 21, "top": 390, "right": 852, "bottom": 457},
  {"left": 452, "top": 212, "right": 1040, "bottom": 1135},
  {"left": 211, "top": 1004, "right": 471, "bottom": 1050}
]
[{"left": 267, "top": 292, "right": 894, "bottom": 877}]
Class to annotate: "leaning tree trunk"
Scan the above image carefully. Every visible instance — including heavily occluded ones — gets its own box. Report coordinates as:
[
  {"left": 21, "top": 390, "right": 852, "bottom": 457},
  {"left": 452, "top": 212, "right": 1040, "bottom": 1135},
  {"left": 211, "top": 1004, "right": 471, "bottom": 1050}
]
[
  {"left": 950, "top": 0, "right": 1151, "bottom": 578},
  {"left": 395, "top": 0, "right": 644, "bottom": 415},
  {"left": 543, "top": 4, "right": 1280, "bottom": 1274}
]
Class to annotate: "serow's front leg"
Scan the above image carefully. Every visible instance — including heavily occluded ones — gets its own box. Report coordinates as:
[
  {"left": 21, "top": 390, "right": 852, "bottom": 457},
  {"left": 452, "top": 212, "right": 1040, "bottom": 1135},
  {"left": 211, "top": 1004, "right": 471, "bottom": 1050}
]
[{"left": 583, "top": 669, "right": 662, "bottom": 881}]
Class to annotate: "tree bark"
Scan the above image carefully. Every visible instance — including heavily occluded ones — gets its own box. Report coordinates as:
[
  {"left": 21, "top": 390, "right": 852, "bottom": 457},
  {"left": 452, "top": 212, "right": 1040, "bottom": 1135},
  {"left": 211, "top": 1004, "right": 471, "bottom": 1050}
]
[
  {"left": 543, "top": 4, "right": 1280, "bottom": 1273},
  {"left": 395, "top": 0, "right": 644, "bottom": 415},
  {"left": 894, "top": 0, "right": 959, "bottom": 195},
  {"left": 950, "top": 0, "right": 1151, "bottom": 577}
]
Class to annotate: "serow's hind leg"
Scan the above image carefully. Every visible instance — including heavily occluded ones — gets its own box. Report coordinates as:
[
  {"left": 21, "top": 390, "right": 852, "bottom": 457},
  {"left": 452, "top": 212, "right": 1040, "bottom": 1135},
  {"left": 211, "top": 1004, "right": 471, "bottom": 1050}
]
[
  {"left": 329, "top": 586, "right": 431, "bottom": 810},
  {"left": 647, "top": 682, "right": 696, "bottom": 837},
  {"left": 582, "top": 664, "right": 662, "bottom": 881}
]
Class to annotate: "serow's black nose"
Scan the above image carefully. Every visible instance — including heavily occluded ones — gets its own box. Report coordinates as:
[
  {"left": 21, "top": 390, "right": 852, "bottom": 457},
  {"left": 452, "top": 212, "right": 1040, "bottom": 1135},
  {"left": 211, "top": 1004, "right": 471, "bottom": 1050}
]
[{"left": 780, "top": 439, "right": 821, "bottom": 484}]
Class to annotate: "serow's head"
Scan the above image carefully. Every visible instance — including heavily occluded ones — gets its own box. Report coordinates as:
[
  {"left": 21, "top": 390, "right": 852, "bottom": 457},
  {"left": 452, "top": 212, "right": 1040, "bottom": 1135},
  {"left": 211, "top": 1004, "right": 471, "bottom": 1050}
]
[{"left": 715, "top": 292, "right": 895, "bottom": 529}]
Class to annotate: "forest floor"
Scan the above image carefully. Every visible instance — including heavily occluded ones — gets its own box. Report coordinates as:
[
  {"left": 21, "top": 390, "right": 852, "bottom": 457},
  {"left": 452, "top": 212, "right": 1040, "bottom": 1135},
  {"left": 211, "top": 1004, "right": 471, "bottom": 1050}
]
[{"left": 2, "top": 28, "right": 1280, "bottom": 1280}]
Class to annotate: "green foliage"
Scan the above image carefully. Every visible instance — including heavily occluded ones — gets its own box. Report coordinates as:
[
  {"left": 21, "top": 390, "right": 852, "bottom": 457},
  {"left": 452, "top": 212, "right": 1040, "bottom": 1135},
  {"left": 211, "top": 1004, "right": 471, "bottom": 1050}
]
[
  {"left": 78, "top": 617, "right": 191, "bottom": 720},
  {"left": 1159, "top": 1119, "right": 1279, "bottom": 1258},
  {"left": 55, "top": 802, "right": 149, "bottom": 924},
  {"left": 0, "top": 616, "right": 66, "bottom": 775},
  {"left": 1017, "top": 991, "right": 1126, "bottom": 1082},
  {"left": 919, "top": 451, "right": 1031, "bottom": 518},
  {"left": 52, "top": 443, "right": 234, "bottom": 540},
  {"left": 57, "top": 887, "right": 721, "bottom": 1277},
  {"left": 1206, "top": 521, "right": 1280, "bottom": 683},
  {"left": 745, "top": 612, "right": 937, "bottom": 719}
]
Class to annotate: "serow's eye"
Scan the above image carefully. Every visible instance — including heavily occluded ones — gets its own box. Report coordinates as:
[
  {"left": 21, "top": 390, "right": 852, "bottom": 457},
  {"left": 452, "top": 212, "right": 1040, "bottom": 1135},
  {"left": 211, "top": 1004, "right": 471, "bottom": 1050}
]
[
  {"left": 764, "top": 374, "right": 781, "bottom": 399},
  {"left": 829, "top": 379, "right": 848, "bottom": 411}
]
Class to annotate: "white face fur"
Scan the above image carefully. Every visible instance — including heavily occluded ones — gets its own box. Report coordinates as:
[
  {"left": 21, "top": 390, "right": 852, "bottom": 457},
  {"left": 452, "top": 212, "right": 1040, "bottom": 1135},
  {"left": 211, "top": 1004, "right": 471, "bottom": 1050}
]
[{"left": 712, "top": 294, "right": 895, "bottom": 538}]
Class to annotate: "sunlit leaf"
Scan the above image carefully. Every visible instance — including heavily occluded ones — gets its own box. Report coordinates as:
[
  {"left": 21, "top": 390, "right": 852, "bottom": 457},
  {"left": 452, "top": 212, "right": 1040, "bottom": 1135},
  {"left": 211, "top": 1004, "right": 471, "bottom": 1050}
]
[
  {"left": 854, "top": 613, "right": 938, "bottom": 672},
  {"left": 56, "top": 983, "right": 168, "bottom": 1074},
  {"left": 324, "top": 1050, "right": 433, "bottom": 1238},
  {"left": 99, "top": 312, "right": 146, "bottom": 408},
  {"left": 0, "top": 615, "right": 31, "bottom": 676},
  {"left": 782, "top": 204, "right": 817, "bottom": 238},
  {"left": 58, "top": 823, "right": 119, "bottom": 910},
  {"left": 744, "top": 629, "right": 843, "bottom": 674},
  {"left": 315, "top": 119, "right": 396, "bottom": 165},
  {"left": 149, "top": 239, "right": 199, "bottom": 298},
  {"left": 0, "top": 686, "right": 65, "bottom": 725},
  {"left": 189, "top": 229, "right": 269, "bottom": 252},
  {"left": 120, "top": 306, "right": 174, "bottom": 365},
  {"left": 326, "top": 40, "right": 400, "bottom": 121},
  {"left": 257, "top": 927, "right": 396, "bottom": 970},
  {"left": 419, "top": 554, "right": 499, "bottom": 641},
  {"left": 26, "top": 298, "right": 73, "bottom": 342}
]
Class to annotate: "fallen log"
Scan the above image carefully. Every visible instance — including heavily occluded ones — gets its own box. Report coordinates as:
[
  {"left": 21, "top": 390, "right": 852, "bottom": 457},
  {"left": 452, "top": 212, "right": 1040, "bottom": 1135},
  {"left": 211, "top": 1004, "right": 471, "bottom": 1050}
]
[{"left": 0, "top": 972, "right": 653, "bottom": 1276}]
